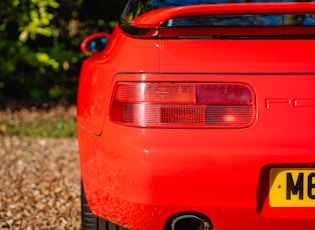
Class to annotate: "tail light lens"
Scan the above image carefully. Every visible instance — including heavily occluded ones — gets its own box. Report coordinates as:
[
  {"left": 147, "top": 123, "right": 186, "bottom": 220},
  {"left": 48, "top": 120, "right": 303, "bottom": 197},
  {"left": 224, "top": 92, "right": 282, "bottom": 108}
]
[{"left": 110, "top": 82, "right": 256, "bottom": 128}]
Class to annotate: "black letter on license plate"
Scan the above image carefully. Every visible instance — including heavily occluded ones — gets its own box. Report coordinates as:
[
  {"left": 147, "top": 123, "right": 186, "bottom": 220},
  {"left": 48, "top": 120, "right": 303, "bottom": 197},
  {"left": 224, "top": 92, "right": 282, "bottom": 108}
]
[
  {"left": 308, "top": 173, "right": 315, "bottom": 199},
  {"left": 286, "top": 173, "right": 303, "bottom": 200}
]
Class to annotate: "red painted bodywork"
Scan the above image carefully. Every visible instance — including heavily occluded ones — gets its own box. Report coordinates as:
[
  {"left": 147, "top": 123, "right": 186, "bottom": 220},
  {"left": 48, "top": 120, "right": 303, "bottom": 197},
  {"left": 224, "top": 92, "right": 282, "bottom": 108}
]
[{"left": 77, "top": 3, "right": 315, "bottom": 230}]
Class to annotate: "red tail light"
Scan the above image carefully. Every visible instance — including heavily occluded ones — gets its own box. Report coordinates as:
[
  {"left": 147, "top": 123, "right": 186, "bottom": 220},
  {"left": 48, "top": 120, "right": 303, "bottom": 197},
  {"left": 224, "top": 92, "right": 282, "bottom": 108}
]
[{"left": 110, "top": 82, "right": 256, "bottom": 128}]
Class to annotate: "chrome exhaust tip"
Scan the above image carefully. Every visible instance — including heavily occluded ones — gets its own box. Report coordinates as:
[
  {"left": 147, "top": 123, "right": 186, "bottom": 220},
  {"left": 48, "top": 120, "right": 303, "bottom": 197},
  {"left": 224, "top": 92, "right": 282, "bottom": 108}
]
[{"left": 167, "top": 212, "right": 213, "bottom": 230}]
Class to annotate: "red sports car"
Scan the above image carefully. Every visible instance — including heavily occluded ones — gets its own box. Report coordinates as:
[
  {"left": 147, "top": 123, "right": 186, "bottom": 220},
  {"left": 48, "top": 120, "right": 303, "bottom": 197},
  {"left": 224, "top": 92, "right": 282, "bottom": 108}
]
[{"left": 77, "top": 0, "right": 315, "bottom": 229}]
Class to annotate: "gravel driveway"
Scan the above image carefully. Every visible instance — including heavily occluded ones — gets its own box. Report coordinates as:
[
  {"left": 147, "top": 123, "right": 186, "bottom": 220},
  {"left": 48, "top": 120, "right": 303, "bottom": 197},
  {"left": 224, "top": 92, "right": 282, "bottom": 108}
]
[{"left": 0, "top": 136, "right": 81, "bottom": 229}]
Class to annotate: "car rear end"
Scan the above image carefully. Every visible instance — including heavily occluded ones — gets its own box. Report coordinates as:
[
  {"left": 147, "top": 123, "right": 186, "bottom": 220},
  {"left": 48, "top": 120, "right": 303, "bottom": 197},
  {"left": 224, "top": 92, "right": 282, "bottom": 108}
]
[{"left": 77, "top": 1, "right": 315, "bottom": 229}]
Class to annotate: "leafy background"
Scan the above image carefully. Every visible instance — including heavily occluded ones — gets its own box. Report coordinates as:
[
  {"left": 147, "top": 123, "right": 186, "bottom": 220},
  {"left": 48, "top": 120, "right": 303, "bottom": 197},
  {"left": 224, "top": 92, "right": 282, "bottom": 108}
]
[{"left": 0, "top": 0, "right": 125, "bottom": 106}]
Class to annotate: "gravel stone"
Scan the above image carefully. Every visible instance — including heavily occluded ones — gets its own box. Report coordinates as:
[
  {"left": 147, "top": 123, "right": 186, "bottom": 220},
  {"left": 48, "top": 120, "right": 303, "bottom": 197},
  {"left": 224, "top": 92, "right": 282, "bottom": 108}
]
[{"left": 0, "top": 136, "right": 81, "bottom": 229}]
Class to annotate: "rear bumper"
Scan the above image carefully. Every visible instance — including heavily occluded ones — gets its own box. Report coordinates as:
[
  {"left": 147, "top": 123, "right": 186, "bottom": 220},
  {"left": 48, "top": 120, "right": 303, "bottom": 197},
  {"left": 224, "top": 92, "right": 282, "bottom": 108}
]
[{"left": 79, "top": 124, "right": 315, "bottom": 230}]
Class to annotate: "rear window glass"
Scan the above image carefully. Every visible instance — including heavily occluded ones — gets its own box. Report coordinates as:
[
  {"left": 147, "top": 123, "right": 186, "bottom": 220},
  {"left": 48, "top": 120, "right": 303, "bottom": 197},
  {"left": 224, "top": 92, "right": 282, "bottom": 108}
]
[
  {"left": 162, "top": 14, "right": 315, "bottom": 27},
  {"left": 123, "top": 0, "right": 315, "bottom": 24}
]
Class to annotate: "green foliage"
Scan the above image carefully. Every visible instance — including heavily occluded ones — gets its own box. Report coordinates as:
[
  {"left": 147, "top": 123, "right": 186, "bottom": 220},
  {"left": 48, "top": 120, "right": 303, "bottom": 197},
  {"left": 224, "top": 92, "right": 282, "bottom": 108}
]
[
  {"left": 0, "top": 0, "right": 125, "bottom": 104},
  {"left": 2, "top": 115, "right": 77, "bottom": 138},
  {"left": 18, "top": 0, "right": 60, "bottom": 42}
]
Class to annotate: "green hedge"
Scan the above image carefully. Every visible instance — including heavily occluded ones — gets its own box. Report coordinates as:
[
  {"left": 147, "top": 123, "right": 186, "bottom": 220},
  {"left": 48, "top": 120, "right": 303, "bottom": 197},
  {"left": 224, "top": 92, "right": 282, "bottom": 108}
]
[{"left": 0, "top": 0, "right": 124, "bottom": 104}]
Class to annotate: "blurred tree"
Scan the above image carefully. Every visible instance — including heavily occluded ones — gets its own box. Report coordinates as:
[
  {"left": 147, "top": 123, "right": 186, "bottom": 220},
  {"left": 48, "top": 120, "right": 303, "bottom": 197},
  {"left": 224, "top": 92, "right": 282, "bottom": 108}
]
[
  {"left": 0, "top": 0, "right": 61, "bottom": 102},
  {"left": 0, "top": 0, "right": 125, "bottom": 105},
  {"left": 79, "top": 0, "right": 125, "bottom": 32}
]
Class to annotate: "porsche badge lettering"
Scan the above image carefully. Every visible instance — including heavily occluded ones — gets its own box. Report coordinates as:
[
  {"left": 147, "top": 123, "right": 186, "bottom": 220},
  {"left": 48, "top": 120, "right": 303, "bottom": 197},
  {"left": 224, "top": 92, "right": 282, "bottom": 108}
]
[{"left": 266, "top": 99, "right": 315, "bottom": 108}]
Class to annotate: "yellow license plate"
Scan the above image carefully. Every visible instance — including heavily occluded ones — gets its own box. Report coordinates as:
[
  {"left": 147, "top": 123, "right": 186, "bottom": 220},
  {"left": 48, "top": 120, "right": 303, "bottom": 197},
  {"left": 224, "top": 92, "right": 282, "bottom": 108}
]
[{"left": 269, "top": 168, "right": 315, "bottom": 207}]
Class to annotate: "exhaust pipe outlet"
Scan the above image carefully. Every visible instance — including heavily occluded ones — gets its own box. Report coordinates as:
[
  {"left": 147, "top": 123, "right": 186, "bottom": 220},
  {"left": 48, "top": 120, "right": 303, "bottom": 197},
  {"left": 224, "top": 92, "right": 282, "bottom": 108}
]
[{"left": 170, "top": 213, "right": 213, "bottom": 230}]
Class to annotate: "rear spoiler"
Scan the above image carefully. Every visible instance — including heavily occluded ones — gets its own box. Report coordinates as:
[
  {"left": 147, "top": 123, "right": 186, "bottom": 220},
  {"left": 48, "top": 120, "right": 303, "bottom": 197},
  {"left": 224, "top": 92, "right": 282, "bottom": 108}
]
[{"left": 119, "top": 2, "right": 315, "bottom": 38}]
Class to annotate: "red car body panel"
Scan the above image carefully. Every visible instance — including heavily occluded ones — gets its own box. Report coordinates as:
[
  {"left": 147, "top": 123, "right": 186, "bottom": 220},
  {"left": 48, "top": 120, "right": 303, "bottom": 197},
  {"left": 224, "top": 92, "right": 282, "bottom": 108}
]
[
  {"left": 78, "top": 2, "right": 315, "bottom": 230},
  {"left": 77, "top": 30, "right": 160, "bottom": 135}
]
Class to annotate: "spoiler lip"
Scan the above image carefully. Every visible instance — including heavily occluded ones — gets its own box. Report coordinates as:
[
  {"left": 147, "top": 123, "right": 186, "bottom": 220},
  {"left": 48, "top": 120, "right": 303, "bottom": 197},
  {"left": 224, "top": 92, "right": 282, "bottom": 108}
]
[
  {"left": 119, "top": 2, "right": 315, "bottom": 38},
  {"left": 124, "top": 2, "right": 315, "bottom": 26}
]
